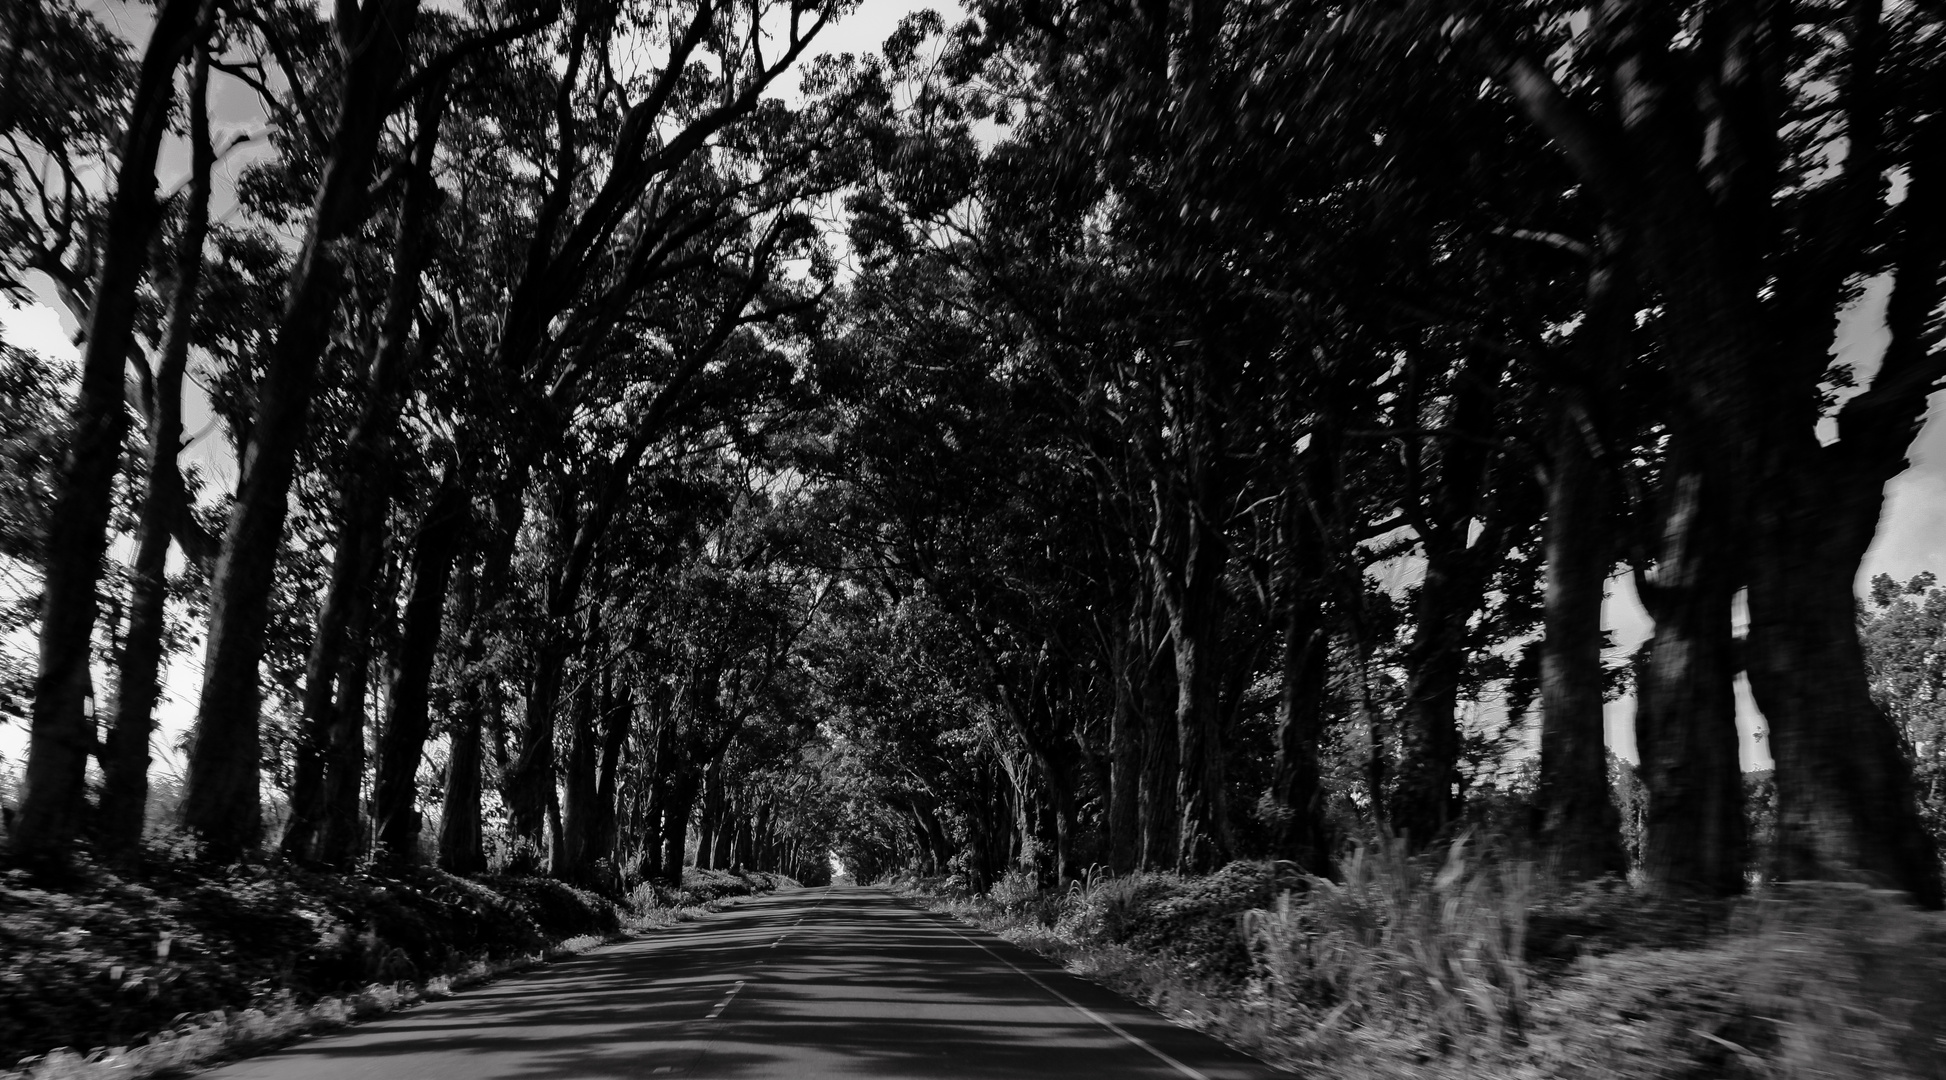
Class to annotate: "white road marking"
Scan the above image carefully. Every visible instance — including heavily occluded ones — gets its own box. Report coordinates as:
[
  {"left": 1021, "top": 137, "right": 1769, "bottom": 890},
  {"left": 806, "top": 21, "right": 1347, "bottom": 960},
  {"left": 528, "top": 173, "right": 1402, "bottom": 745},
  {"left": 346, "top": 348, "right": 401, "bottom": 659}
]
[
  {"left": 703, "top": 980, "right": 746, "bottom": 1019},
  {"left": 937, "top": 921, "right": 1214, "bottom": 1080},
  {"left": 699, "top": 890, "right": 830, "bottom": 1020}
]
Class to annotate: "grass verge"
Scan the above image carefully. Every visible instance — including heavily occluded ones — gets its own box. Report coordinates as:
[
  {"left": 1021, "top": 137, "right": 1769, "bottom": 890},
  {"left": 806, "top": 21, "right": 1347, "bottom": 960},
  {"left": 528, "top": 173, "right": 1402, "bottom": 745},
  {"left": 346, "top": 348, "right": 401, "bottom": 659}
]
[{"left": 887, "top": 838, "right": 1946, "bottom": 1080}]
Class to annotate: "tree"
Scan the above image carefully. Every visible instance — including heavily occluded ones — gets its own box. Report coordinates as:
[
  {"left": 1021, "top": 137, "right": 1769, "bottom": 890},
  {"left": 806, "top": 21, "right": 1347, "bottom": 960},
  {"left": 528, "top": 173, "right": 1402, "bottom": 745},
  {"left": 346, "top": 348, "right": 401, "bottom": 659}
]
[
  {"left": 0, "top": 343, "right": 71, "bottom": 729},
  {"left": 182, "top": 0, "right": 441, "bottom": 860},
  {"left": 281, "top": 77, "right": 452, "bottom": 867},
  {"left": 1449, "top": 0, "right": 1942, "bottom": 903},
  {"left": 1861, "top": 574, "right": 1946, "bottom": 854},
  {"left": 1534, "top": 231, "right": 1632, "bottom": 881},
  {"left": 9, "top": 0, "right": 208, "bottom": 867},
  {"left": 99, "top": 30, "right": 220, "bottom": 854}
]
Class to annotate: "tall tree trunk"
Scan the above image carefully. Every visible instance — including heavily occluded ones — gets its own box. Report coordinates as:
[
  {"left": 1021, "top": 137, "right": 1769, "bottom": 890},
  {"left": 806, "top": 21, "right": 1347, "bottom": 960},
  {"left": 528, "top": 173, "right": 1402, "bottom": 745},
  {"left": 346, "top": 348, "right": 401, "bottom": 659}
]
[
  {"left": 1537, "top": 238, "right": 1631, "bottom": 882},
  {"left": 1162, "top": 502, "right": 1232, "bottom": 873},
  {"left": 98, "top": 42, "right": 215, "bottom": 856},
  {"left": 635, "top": 712, "right": 677, "bottom": 882},
  {"left": 12, "top": 0, "right": 206, "bottom": 867},
  {"left": 372, "top": 477, "right": 468, "bottom": 862},
  {"left": 750, "top": 802, "right": 768, "bottom": 871},
  {"left": 635, "top": 786, "right": 663, "bottom": 883},
  {"left": 282, "top": 81, "right": 448, "bottom": 864},
  {"left": 695, "top": 759, "right": 723, "bottom": 868},
  {"left": 1747, "top": 489, "right": 1942, "bottom": 906},
  {"left": 282, "top": 474, "right": 389, "bottom": 863},
  {"left": 588, "top": 670, "right": 631, "bottom": 881},
  {"left": 183, "top": 0, "right": 424, "bottom": 863},
  {"left": 742, "top": 800, "right": 766, "bottom": 869},
  {"left": 1138, "top": 636, "right": 1179, "bottom": 869},
  {"left": 910, "top": 792, "right": 949, "bottom": 873},
  {"left": 1001, "top": 675, "right": 1081, "bottom": 886},
  {"left": 312, "top": 512, "right": 390, "bottom": 869},
  {"left": 1634, "top": 443, "right": 1746, "bottom": 898},
  {"left": 1743, "top": 112, "right": 1946, "bottom": 907},
  {"left": 902, "top": 802, "right": 931, "bottom": 873},
  {"left": 439, "top": 479, "right": 523, "bottom": 873},
  {"left": 712, "top": 794, "right": 738, "bottom": 870},
  {"left": 544, "top": 778, "right": 565, "bottom": 874},
  {"left": 1043, "top": 763, "right": 1077, "bottom": 885},
  {"left": 1390, "top": 345, "right": 1511, "bottom": 847},
  {"left": 731, "top": 811, "right": 750, "bottom": 871},
  {"left": 437, "top": 671, "right": 484, "bottom": 875},
  {"left": 1393, "top": 559, "right": 1474, "bottom": 843},
  {"left": 505, "top": 495, "right": 594, "bottom": 867},
  {"left": 1629, "top": 303, "right": 1762, "bottom": 901},
  {"left": 1106, "top": 598, "right": 1144, "bottom": 875},
  {"left": 961, "top": 760, "right": 998, "bottom": 889},
  {"left": 660, "top": 770, "right": 698, "bottom": 886},
  {"left": 436, "top": 554, "right": 487, "bottom": 875},
  {"left": 554, "top": 658, "right": 599, "bottom": 879},
  {"left": 1271, "top": 589, "right": 1330, "bottom": 872},
  {"left": 998, "top": 746, "right": 1033, "bottom": 869},
  {"left": 508, "top": 624, "right": 566, "bottom": 868},
  {"left": 1537, "top": 390, "right": 1627, "bottom": 879}
]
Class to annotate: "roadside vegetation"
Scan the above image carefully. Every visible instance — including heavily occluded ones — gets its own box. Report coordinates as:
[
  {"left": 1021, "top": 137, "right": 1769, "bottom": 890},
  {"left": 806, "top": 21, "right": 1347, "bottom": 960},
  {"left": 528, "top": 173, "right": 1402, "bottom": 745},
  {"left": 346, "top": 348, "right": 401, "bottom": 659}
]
[
  {"left": 891, "top": 848, "right": 1946, "bottom": 1080},
  {"left": 0, "top": 849, "right": 793, "bottom": 1076}
]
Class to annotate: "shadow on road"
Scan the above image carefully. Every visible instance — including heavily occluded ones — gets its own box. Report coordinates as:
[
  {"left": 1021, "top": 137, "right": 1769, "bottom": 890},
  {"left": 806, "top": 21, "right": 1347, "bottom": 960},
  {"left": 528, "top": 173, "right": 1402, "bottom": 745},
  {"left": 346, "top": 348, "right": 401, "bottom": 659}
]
[{"left": 202, "top": 888, "right": 1276, "bottom": 1080}]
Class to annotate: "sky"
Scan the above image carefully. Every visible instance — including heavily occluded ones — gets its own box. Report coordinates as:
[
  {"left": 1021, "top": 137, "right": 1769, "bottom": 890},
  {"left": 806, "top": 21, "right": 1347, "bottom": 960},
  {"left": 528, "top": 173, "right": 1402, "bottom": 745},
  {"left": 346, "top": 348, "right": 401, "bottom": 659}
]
[{"left": 4, "top": 0, "right": 1944, "bottom": 778}]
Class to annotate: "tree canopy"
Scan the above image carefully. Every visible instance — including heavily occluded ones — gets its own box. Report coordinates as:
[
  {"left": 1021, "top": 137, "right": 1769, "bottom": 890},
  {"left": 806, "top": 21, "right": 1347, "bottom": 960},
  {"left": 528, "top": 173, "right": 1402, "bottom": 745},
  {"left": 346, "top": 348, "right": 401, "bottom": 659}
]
[{"left": 1, "top": 0, "right": 1942, "bottom": 910}]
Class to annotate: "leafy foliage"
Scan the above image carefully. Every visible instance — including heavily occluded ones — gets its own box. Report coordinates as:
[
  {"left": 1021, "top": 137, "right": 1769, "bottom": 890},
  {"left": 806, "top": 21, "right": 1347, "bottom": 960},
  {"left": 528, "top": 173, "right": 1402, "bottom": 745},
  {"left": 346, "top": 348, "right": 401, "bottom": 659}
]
[
  {"left": 0, "top": 847, "right": 620, "bottom": 1068},
  {"left": 1863, "top": 575, "right": 1946, "bottom": 851}
]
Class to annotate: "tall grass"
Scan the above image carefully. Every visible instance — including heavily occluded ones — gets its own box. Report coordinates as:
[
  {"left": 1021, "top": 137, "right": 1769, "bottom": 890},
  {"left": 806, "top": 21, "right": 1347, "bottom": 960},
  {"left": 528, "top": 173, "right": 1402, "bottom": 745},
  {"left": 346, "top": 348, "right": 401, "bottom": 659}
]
[
  {"left": 1244, "top": 834, "right": 1531, "bottom": 1054},
  {"left": 1058, "top": 866, "right": 1178, "bottom": 943},
  {"left": 894, "top": 844, "right": 1946, "bottom": 1080}
]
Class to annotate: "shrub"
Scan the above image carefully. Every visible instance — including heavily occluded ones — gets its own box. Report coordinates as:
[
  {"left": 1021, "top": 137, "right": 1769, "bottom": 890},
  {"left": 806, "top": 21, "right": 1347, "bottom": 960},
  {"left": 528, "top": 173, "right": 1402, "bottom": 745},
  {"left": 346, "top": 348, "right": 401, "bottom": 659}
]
[
  {"left": 1056, "top": 868, "right": 1179, "bottom": 944},
  {"left": 1244, "top": 834, "right": 1532, "bottom": 1053},
  {"left": 1526, "top": 875, "right": 1730, "bottom": 969},
  {"left": 987, "top": 868, "right": 1046, "bottom": 918},
  {"left": 479, "top": 875, "right": 621, "bottom": 939},
  {"left": 625, "top": 868, "right": 795, "bottom": 913},
  {"left": 1, "top": 855, "right": 623, "bottom": 1070},
  {"left": 1526, "top": 942, "right": 1767, "bottom": 1080},
  {"left": 1517, "top": 883, "right": 1946, "bottom": 1080},
  {"left": 1125, "top": 861, "right": 1275, "bottom": 983}
]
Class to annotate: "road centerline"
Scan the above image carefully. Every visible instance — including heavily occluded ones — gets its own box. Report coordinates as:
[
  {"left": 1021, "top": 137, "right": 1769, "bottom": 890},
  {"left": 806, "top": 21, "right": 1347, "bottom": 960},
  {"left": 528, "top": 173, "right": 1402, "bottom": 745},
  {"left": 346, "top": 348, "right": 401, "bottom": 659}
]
[{"left": 703, "top": 979, "right": 747, "bottom": 1019}]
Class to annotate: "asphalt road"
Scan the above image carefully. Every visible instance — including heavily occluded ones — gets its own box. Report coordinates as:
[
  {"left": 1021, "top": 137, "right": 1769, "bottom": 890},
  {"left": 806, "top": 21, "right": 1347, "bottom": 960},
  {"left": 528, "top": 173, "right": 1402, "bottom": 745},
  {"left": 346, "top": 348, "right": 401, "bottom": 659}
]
[{"left": 197, "top": 885, "right": 1280, "bottom": 1080}]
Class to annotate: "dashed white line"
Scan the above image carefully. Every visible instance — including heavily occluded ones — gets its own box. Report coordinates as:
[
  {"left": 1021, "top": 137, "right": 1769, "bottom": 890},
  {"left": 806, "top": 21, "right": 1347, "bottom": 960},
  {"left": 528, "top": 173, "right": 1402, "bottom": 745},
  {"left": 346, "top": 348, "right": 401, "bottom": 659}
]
[
  {"left": 698, "top": 890, "right": 830, "bottom": 1020},
  {"left": 757, "top": 885, "right": 829, "bottom": 956},
  {"left": 703, "top": 980, "right": 746, "bottom": 1020}
]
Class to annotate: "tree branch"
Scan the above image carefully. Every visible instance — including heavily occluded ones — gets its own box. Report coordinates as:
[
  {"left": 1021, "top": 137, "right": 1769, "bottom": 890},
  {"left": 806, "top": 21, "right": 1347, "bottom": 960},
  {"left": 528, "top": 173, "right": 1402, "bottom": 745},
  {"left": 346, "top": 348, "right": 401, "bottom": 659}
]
[
  {"left": 388, "top": 5, "right": 561, "bottom": 111},
  {"left": 1453, "top": 18, "right": 1635, "bottom": 211}
]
